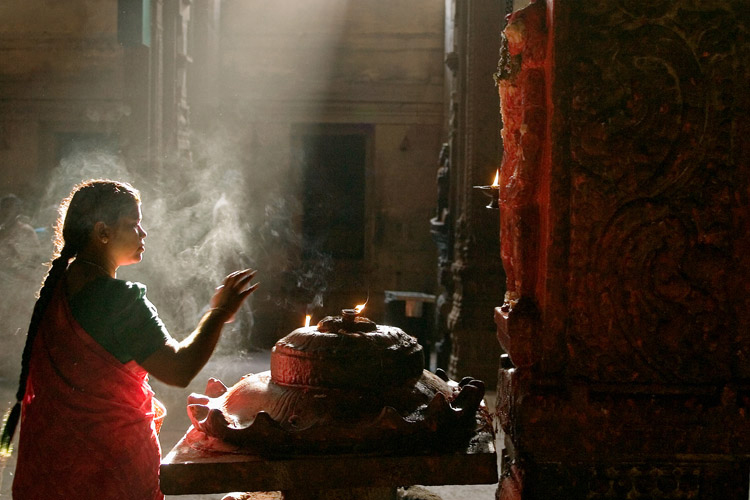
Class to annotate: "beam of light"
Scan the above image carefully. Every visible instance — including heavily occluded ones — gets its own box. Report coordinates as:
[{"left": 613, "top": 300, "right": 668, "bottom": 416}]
[{"left": 30, "top": 0, "right": 356, "bottom": 355}]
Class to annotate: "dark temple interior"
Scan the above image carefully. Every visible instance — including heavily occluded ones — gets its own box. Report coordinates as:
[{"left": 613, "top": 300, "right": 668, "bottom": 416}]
[{"left": 0, "top": 1, "right": 748, "bottom": 499}]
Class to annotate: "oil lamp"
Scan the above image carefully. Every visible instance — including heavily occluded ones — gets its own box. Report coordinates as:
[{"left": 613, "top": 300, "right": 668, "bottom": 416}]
[
  {"left": 473, "top": 170, "right": 500, "bottom": 210},
  {"left": 341, "top": 303, "right": 366, "bottom": 326}
]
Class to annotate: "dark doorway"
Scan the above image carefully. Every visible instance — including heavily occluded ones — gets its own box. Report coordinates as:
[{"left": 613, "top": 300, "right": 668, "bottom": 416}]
[
  {"left": 288, "top": 124, "right": 372, "bottom": 316},
  {"left": 294, "top": 125, "right": 369, "bottom": 261}
]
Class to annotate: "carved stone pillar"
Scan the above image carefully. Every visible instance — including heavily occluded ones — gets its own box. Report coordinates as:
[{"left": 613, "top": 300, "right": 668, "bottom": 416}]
[
  {"left": 187, "top": 0, "right": 221, "bottom": 131},
  {"left": 119, "top": 0, "right": 194, "bottom": 172},
  {"left": 437, "top": 0, "right": 505, "bottom": 387},
  {"left": 150, "top": 0, "right": 165, "bottom": 170},
  {"left": 120, "top": 6, "right": 154, "bottom": 172},
  {"left": 495, "top": 1, "right": 750, "bottom": 498},
  {"left": 161, "top": 0, "right": 193, "bottom": 162}
]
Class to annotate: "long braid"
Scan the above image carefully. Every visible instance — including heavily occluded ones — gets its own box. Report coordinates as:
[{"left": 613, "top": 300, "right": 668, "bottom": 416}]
[
  {"left": 15, "top": 248, "right": 76, "bottom": 401},
  {"left": 0, "top": 248, "right": 75, "bottom": 454},
  {"left": 0, "top": 179, "right": 140, "bottom": 455}
]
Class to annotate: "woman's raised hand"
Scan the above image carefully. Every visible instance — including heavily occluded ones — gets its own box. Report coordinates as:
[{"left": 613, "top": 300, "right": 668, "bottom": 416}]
[{"left": 209, "top": 269, "right": 259, "bottom": 323}]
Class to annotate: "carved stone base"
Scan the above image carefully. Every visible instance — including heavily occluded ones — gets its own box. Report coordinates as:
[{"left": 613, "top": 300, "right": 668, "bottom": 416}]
[
  {"left": 497, "top": 368, "right": 750, "bottom": 500},
  {"left": 499, "top": 459, "right": 749, "bottom": 500}
]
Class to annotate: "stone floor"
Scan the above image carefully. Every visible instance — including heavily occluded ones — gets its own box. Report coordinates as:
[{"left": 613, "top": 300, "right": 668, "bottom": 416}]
[{"left": 0, "top": 349, "right": 498, "bottom": 499}]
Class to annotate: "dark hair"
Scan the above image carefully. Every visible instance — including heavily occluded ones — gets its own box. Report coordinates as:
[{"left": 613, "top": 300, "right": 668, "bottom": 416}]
[{"left": 1, "top": 179, "right": 140, "bottom": 454}]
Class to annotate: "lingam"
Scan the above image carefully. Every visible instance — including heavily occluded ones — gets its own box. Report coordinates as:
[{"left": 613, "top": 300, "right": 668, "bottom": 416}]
[{"left": 186, "top": 308, "right": 490, "bottom": 455}]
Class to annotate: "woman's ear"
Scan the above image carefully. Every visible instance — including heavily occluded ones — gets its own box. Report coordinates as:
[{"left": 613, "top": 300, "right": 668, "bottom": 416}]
[{"left": 93, "top": 221, "right": 110, "bottom": 244}]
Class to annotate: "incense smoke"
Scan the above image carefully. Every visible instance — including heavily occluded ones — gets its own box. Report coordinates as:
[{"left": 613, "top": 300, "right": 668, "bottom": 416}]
[{"left": 1, "top": 127, "right": 334, "bottom": 371}]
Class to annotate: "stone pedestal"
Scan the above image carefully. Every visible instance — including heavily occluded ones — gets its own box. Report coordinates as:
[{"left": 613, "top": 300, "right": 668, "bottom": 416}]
[{"left": 160, "top": 426, "right": 497, "bottom": 497}]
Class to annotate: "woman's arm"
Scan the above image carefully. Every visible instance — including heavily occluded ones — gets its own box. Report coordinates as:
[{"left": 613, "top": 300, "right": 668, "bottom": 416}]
[{"left": 140, "top": 269, "right": 258, "bottom": 387}]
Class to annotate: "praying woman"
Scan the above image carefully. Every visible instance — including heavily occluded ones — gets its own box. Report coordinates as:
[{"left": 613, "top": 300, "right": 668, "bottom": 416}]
[{"left": 1, "top": 179, "right": 259, "bottom": 499}]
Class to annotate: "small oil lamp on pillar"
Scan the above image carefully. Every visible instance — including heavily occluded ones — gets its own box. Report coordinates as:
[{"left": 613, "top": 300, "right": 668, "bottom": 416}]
[{"left": 474, "top": 170, "right": 500, "bottom": 209}]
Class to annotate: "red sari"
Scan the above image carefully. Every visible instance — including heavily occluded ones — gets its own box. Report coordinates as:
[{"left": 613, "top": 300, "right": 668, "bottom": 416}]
[{"left": 13, "top": 282, "right": 165, "bottom": 500}]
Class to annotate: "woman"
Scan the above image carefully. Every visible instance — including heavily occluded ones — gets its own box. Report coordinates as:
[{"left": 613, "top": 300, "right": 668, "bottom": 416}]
[{"left": 0, "top": 179, "right": 258, "bottom": 499}]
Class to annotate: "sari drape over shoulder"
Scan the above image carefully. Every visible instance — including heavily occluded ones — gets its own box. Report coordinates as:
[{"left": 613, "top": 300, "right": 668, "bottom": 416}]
[{"left": 13, "top": 283, "right": 165, "bottom": 500}]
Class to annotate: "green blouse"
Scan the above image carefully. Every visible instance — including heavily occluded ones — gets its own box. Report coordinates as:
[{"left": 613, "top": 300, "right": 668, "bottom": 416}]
[{"left": 69, "top": 277, "right": 172, "bottom": 364}]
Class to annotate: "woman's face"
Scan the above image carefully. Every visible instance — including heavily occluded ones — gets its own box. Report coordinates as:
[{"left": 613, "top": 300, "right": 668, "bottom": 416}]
[{"left": 107, "top": 202, "right": 147, "bottom": 267}]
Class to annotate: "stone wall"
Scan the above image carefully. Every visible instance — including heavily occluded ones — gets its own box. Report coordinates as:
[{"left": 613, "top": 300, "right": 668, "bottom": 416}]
[{"left": 0, "top": 0, "right": 123, "bottom": 197}]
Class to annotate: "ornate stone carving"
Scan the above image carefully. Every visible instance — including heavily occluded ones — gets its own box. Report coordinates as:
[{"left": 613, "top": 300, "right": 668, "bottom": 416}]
[
  {"left": 495, "top": 1, "right": 750, "bottom": 498},
  {"left": 431, "top": 142, "right": 453, "bottom": 280},
  {"left": 562, "top": 0, "right": 750, "bottom": 384}
]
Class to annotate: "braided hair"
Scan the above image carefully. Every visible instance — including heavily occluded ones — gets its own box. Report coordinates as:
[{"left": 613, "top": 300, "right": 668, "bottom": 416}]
[{"left": 0, "top": 179, "right": 140, "bottom": 455}]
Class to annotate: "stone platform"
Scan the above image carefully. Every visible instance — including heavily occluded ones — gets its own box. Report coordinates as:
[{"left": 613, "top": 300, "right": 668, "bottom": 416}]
[{"left": 160, "top": 426, "right": 497, "bottom": 499}]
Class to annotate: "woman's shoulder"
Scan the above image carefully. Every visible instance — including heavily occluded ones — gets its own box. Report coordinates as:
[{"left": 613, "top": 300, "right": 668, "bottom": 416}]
[
  {"left": 101, "top": 277, "right": 150, "bottom": 304},
  {"left": 71, "top": 277, "right": 149, "bottom": 311},
  {"left": 101, "top": 277, "right": 147, "bottom": 294}
]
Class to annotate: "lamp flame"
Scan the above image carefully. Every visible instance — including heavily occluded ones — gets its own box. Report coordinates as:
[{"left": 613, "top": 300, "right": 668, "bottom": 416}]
[
  {"left": 304, "top": 315, "right": 312, "bottom": 328},
  {"left": 354, "top": 304, "right": 366, "bottom": 314},
  {"left": 491, "top": 170, "right": 500, "bottom": 187}
]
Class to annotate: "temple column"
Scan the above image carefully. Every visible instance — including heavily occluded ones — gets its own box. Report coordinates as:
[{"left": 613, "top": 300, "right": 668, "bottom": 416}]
[
  {"left": 495, "top": 1, "right": 750, "bottom": 498},
  {"left": 437, "top": 0, "right": 505, "bottom": 387}
]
